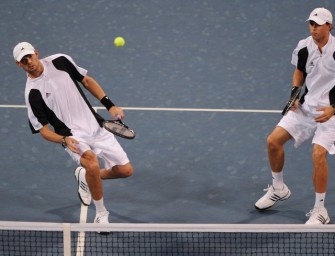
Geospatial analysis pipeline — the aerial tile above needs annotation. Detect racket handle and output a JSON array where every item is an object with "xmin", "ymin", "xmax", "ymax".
[{"xmin": 116, "ymin": 114, "xmax": 122, "ymax": 120}]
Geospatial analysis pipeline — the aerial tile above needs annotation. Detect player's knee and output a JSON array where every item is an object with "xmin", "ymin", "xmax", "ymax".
[
  {"xmin": 267, "ymin": 135, "xmax": 279, "ymax": 151},
  {"xmin": 81, "ymin": 152, "xmax": 100, "ymax": 174},
  {"xmin": 81, "ymin": 151, "xmax": 99, "ymax": 165},
  {"xmin": 312, "ymin": 146, "xmax": 327, "ymax": 163},
  {"xmin": 121, "ymin": 165, "xmax": 133, "ymax": 178},
  {"xmin": 114, "ymin": 164, "xmax": 133, "ymax": 178}
]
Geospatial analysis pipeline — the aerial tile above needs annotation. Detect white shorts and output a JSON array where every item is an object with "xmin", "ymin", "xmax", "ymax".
[
  {"xmin": 278, "ymin": 106, "xmax": 335, "ymax": 154},
  {"xmin": 65, "ymin": 128, "xmax": 129, "ymax": 169}
]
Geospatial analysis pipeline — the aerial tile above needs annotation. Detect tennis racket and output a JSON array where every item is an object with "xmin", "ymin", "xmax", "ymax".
[
  {"xmin": 281, "ymin": 87, "xmax": 301, "ymax": 116},
  {"xmin": 103, "ymin": 117, "xmax": 136, "ymax": 139}
]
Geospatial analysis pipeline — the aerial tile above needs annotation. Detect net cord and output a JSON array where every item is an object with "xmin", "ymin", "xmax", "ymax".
[{"xmin": 1, "ymin": 222, "xmax": 335, "ymax": 233}]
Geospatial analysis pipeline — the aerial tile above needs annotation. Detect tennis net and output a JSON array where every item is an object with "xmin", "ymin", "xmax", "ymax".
[{"xmin": 0, "ymin": 221, "xmax": 335, "ymax": 255}]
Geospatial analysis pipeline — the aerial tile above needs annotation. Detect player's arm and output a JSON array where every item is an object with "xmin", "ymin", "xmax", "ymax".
[
  {"xmin": 39, "ymin": 125, "xmax": 79, "ymax": 153},
  {"xmin": 81, "ymin": 75, "xmax": 124, "ymax": 119},
  {"xmin": 292, "ymin": 68, "xmax": 305, "ymax": 88},
  {"xmin": 291, "ymin": 68, "xmax": 305, "ymax": 110}
]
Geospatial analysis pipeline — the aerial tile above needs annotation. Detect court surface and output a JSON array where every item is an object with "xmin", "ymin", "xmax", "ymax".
[{"xmin": 1, "ymin": 0, "xmax": 335, "ymax": 225}]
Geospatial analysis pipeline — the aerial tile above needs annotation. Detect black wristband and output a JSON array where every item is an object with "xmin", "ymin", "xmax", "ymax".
[
  {"xmin": 331, "ymin": 104, "xmax": 335, "ymax": 115},
  {"xmin": 61, "ymin": 136, "xmax": 67, "ymax": 147},
  {"xmin": 100, "ymin": 96, "xmax": 115, "ymax": 110}
]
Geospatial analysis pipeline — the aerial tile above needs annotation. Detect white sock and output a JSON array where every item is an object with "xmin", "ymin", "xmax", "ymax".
[
  {"xmin": 314, "ymin": 192, "xmax": 326, "ymax": 209},
  {"xmin": 272, "ymin": 171, "xmax": 284, "ymax": 190},
  {"xmin": 93, "ymin": 198, "xmax": 107, "ymax": 213}
]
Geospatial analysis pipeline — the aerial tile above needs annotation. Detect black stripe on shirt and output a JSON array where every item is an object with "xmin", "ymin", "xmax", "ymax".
[
  {"xmin": 329, "ymin": 86, "xmax": 335, "ymax": 105},
  {"xmin": 297, "ymin": 47, "xmax": 308, "ymax": 79},
  {"xmin": 52, "ymin": 56, "xmax": 104, "ymax": 127},
  {"xmin": 28, "ymin": 89, "xmax": 72, "ymax": 135}
]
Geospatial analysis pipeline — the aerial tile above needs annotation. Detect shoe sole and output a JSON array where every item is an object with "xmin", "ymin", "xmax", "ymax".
[
  {"xmin": 74, "ymin": 167, "xmax": 91, "ymax": 206},
  {"xmin": 254, "ymin": 190, "xmax": 291, "ymax": 210},
  {"xmin": 97, "ymin": 231, "xmax": 110, "ymax": 235},
  {"xmin": 306, "ymin": 219, "xmax": 330, "ymax": 225}
]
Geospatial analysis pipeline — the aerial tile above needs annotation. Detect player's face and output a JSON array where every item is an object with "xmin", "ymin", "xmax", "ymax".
[
  {"xmin": 309, "ymin": 21, "xmax": 333, "ymax": 44},
  {"xmin": 16, "ymin": 52, "xmax": 43, "ymax": 78}
]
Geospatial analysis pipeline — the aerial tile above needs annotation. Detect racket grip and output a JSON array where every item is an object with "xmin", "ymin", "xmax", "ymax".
[{"xmin": 116, "ymin": 114, "xmax": 122, "ymax": 120}]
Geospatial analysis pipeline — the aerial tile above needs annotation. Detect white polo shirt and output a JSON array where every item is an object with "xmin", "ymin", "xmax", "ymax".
[
  {"xmin": 25, "ymin": 54, "xmax": 104, "ymax": 137},
  {"xmin": 291, "ymin": 34, "xmax": 335, "ymax": 113}
]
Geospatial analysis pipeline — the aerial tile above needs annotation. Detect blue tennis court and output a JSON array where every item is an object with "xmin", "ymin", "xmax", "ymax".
[{"xmin": 1, "ymin": 0, "xmax": 335, "ymax": 226}]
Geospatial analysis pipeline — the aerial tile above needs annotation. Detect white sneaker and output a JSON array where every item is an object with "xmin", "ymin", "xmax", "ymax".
[
  {"xmin": 305, "ymin": 207, "xmax": 330, "ymax": 225},
  {"xmin": 94, "ymin": 210, "xmax": 110, "ymax": 224},
  {"xmin": 255, "ymin": 184, "xmax": 291, "ymax": 210},
  {"xmin": 94, "ymin": 211, "xmax": 110, "ymax": 234},
  {"xmin": 74, "ymin": 167, "xmax": 91, "ymax": 206}
]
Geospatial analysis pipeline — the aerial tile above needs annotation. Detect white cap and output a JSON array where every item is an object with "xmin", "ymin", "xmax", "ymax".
[
  {"xmin": 306, "ymin": 8, "xmax": 333, "ymax": 25},
  {"xmin": 13, "ymin": 42, "xmax": 35, "ymax": 62}
]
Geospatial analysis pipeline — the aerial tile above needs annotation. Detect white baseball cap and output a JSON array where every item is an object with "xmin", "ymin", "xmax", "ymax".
[
  {"xmin": 13, "ymin": 42, "xmax": 35, "ymax": 62},
  {"xmin": 306, "ymin": 8, "xmax": 333, "ymax": 25}
]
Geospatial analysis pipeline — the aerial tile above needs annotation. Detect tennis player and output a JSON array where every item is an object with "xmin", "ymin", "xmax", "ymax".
[
  {"xmin": 255, "ymin": 7, "xmax": 335, "ymax": 224},
  {"xmin": 13, "ymin": 42, "xmax": 133, "ymax": 224}
]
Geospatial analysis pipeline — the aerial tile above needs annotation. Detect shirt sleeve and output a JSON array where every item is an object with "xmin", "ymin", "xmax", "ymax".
[
  {"xmin": 291, "ymin": 39, "xmax": 309, "ymax": 73},
  {"xmin": 51, "ymin": 54, "xmax": 88, "ymax": 81},
  {"xmin": 60, "ymin": 54, "xmax": 88, "ymax": 77},
  {"xmin": 291, "ymin": 45, "xmax": 299, "ymax": 67},
  {"xmin": 26, "ymin": 89, "xmax": 49, "ymax": 133}
]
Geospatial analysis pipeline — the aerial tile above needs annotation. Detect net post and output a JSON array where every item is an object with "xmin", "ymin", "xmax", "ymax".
[{"xmin": 63, "ymin": 223, "xmax": 71, "ymax": 256}]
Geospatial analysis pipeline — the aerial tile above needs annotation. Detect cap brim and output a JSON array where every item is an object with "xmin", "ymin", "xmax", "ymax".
[
  {"xmin": 306, "ymin": 17, "xmax": 327, "ymax": 25},
  {"xmin": 15, "ymin": 49, "xmax": 35, "ymax": 62}
]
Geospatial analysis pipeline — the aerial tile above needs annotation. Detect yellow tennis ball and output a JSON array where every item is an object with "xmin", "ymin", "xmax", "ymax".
[{"xmin": 114, "ymin": 37, "xmax": 125, "ymax": 47}]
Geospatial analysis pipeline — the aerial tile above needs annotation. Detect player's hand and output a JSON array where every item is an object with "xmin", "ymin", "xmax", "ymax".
[
  {"xmin": 290, "ymin": 99, "xmax": 300, "ymax": 112},
  {"xmin": 314, "ymin": 106, "xmax": 334, "ymax": 123},
  {"xmin": 109, "ymin": 106, "xmax": 124, "ymax": 119},
  {"xmin": 65, "ymin": 137, "xmax": 80, "ymax": 154}
]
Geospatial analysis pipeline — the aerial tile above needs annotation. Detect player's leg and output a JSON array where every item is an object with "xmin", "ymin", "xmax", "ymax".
[
  {"xmin": 100, "ymin": 162, "xmax": 133, "ymax": 179},
  {"xmin": 305, "ymin": 144, "xmax": 330, "ymax": 224},
  {"xmin": 267, "ymin": 126, "xmax": 292, "ymax": 173},
  {"xmin": 255, "ymin": 126, "xmax": 292, "ymax": 210},
  {"xmin": 306, "ymin": 120, "xmax": 335, "ymax": 224},
  {"xmin": 80, "ymin": 150, "xmax": 103, "ymax": 200},
  {"xmin": 80, "ymin": 150, "xmax": 109, "ymax": 224},
  {"xmin": 95, "ymin": 129, "xmax": 133, "ymax": 180},
  {"xmin": 312, "ymin": 144, "xmax": 328, "ymax": 194}
]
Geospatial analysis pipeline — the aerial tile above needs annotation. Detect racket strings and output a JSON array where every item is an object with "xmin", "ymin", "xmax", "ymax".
[{"xmin": 103, "ymin": 121, "xmax": 135, "ymax": 139}]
